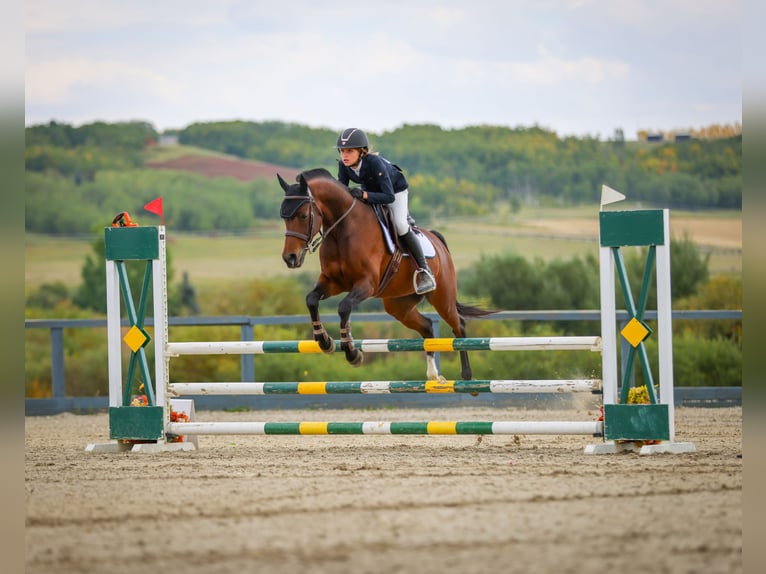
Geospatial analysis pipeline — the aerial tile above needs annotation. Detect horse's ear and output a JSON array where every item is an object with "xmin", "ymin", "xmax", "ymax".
[
  {"xmin": 277, "ymin": 173, "xmax": 290, "ymax": 192},
  {"xmin": 298, "ymin": 174, "xmax": 308, "ymax": 194}
]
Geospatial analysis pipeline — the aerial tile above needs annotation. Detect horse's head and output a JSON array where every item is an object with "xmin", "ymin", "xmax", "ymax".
[{"xmin": 278, "ymin": 173, "xmax": 322, "ymax": 268}]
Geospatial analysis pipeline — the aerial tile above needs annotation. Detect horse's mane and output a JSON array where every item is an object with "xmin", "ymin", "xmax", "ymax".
[
  {"xmin": 299, "ymin": 167, "xmax": 335, "ymax": 182},
  {"xmin": 281, "ymin": 167, "xmax": 345, "ymax": 218}
]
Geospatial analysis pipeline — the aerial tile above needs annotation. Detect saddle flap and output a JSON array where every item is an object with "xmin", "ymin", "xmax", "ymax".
[{"xmin": 372, "ymin": 204, "xmax": 435, "ymax": 258}]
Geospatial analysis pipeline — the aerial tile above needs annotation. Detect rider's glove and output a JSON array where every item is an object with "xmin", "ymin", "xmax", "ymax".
[{"xmin": 349, "ymin": 187, "xmax": 365, "ymax": 200}]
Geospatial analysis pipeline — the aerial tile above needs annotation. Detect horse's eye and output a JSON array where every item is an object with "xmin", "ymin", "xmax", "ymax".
[{"xmin": 299, "ymin": 213, "xmax": 308, "ymax": 220}]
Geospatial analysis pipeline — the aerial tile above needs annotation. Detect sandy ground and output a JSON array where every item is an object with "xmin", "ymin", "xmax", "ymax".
[{"xmin": 26, "ymin": 406, "xmax": 741, "ymax": 574}]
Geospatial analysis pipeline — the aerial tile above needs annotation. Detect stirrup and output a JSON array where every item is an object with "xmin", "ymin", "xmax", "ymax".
[{"xmin": 413, "ymin": 268, "xmax": 436, "ymax": 295}]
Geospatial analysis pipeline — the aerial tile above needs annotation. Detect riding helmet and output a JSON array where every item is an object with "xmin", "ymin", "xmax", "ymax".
[{"xmin": 336, "ymin": 128, "xmax": 369, "ymax": 150}]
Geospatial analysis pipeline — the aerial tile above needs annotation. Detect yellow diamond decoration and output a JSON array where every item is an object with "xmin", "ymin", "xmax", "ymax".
[
  {"xmin": 621, "ymin": 317, "xmax": 651, "ymax": 348},
  {"xmin": 123, "ymin": 325, "xmax": 150, "ymax": 353}
]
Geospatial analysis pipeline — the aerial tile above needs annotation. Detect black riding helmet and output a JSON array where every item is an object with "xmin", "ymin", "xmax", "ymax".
[{"xmin": 336, "ymin": 128, "xmax": 369, "ymax": 150}]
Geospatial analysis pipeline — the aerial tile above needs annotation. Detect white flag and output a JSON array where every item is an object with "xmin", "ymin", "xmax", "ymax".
[{"xmin": 600, "ymin": 184, "xmax": 626, "ymax": 208}]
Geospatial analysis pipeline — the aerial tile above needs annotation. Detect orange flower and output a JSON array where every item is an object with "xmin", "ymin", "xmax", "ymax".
[
  {"xmin": 170, "ymin": 409, "xmax": 189, "ymax": 422},
  {"xmin": 130, "ymin": 394, "xmax": 148, "ymax": 407}
]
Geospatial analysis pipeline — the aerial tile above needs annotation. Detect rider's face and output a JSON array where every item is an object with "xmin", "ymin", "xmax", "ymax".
[{"xmin": 339, "ymin": 148, "xmax": 362, "ymax": 167}]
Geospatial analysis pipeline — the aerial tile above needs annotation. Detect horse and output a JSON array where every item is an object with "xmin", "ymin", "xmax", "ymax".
[{"xmin": 278, "ymin": 168, "xmax": 494, "ymax": 381}]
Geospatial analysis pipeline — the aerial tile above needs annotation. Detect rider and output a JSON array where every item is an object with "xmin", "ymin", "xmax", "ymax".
[{"xmin": 335, "ymin": 127, "xmax": 436, "ymax": 295}]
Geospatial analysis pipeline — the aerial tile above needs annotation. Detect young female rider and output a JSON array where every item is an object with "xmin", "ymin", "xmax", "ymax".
[{"xmin": 335, "ymin": 127, "xmax": 436, "ymax": 295}]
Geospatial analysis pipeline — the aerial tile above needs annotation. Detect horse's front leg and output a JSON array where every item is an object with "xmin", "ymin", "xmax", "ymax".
[
  {"xmin": 306, "ymin": 282, "xmax": 334, "ymax": 354},
  {"xmin": 337, "ymin": 286, "xmax": 372, "ymax": 367}
]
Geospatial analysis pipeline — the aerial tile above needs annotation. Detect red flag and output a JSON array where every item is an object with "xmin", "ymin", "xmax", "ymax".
[{"xmin": 144, "ymin": 197, "xmax": 164, "ymax": 224}]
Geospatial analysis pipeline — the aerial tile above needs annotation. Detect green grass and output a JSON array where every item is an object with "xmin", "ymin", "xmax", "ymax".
[
  {"xmin": 24, "ymin": 226, "xmax": 597, "ymax": 293},
  {"xmin": 25, "ymin": 234, "xmax": 94, "ymax": 292},
  {"xmin": 25, "ymin": 209, "xmax": 741, "ymax": 295}
]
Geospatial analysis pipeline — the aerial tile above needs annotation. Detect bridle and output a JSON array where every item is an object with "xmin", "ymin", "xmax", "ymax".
[{"xmin": 282, "ymin": 192, "xmax": 358, "ymax": 255}]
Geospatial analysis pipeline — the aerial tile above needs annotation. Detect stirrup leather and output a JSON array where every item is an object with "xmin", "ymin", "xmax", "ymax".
[{"xmin": 413, "ymin": 268, "xmax": 436, "ymax": 295}]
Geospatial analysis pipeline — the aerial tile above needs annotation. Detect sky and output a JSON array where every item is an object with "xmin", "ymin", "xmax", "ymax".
[{"xmin": 25, "ymin": 0, "xmax": 742, "ymax": 140}]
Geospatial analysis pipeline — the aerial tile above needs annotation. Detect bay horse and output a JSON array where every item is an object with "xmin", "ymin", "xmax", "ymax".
[{"xmin": 278, "ymin": 168, "xmax": 494, "ymax": 381}]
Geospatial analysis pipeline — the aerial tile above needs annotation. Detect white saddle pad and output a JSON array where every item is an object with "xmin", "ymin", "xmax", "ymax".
[{"xmin": 378, "ymin": 220, "xmax": 436, "ymax": 258}]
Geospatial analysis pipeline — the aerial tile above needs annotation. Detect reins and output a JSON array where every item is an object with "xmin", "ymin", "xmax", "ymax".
[
  {"xmin": 282, "ymin": 179, "xmax": 404, "ymax": 297},
  {"xmin": 282, "ymin": 194, "xmax": 358, "ymax": 255}
]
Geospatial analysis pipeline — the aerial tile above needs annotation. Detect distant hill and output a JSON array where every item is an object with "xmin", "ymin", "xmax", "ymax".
[
  {"xmin": 25, "ymin": 120, "xmax": 742, "ymax": 213},
  {"xmin": 146, "ymin": 154, "xmax": 301, "ymax": 183}
]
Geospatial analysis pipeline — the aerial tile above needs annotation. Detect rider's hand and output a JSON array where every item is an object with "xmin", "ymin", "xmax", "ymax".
[{"xmin": 349, "ymin": 187, "xmax": 365, "ymax": 200}]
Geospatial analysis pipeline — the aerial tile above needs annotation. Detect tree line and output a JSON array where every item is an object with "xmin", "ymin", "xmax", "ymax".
[
  {"xmin": 25, "ymin": 119, "xmax": 741, "ymax": 235},
  {"xmin": 178, "ymin": 120, "xmax": 741, "ymax": 209}
]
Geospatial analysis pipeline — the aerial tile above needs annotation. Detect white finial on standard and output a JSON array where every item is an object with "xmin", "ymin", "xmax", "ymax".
[{"xmin": 600, "ymin": 184, "xmax": 626, "ymax": 209}]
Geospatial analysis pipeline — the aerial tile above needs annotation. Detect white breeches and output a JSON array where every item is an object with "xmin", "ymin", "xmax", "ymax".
[{"xmin": 390, "ymin": 189, "xmax": 410, "ymax": 236}]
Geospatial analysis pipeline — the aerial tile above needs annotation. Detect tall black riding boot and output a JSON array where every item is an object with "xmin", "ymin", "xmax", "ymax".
[{"xmin": 400, "ymin": 230, "xmax": 436, "ymax": 294}]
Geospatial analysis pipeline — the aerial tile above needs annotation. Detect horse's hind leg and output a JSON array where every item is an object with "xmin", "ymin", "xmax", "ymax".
[
  {"xmin": 306, "ymin": 282, "xmax": 334, "ymax": 353},
  {"xmin": 429, "ymin": 296, "xmax": 473, "ymax": 380},
  {"xmin": 458, "ymin": 342, "xmax": 472, "ymax": 380},
  {"xmin": 382, "ymin": 296, "xmax": 442, "ymax": 380},
  {"xmin": 444, "ymin": 313, "xmax": 473, "ymax": 380},
  {"xmin": 424, "ymin": 235, "xmax": 476, "ymax": 380}
]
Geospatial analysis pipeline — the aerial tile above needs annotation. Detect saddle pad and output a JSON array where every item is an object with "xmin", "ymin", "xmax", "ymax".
[{"xmin": 376, "ymin": 212, "xmax": 436, "ymax": 258}]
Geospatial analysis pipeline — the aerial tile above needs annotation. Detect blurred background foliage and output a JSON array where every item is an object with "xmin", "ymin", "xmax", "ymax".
[{"xmin": 24, "ymin": 120, "xmax": 741, "ymax": 397}]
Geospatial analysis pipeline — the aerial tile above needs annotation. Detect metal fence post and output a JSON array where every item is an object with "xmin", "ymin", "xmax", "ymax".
[
  {"xmin": 50, "ymin": 327, "xmax": 65, "ymax": 398},
  {"xmin": 241, "ymin": 323, "xmax": 255, "ymax": 382}
]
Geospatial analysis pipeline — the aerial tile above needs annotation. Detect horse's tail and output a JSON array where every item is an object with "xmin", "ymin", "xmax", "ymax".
[
  {"xmin": 429, "ymin": 229, "xmax": 500, "ymax": 319},
  {"xmin": 457, "ymin": 301, "xmax": 498, "ymax": 319},
  {"xmin": 429, "ymin": 229, "xmax": 450, "ymax": 251}
]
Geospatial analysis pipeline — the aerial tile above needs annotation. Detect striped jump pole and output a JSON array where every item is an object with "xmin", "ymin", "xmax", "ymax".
[
  {"xmin": 87, "ymin": 198, "xmax": 695, "ymax": 456},
  {"xmin": 166, "ymin": 336, "xmax": 601, "ymax": 356},
  {"xmin": 169, "ymin": 379, "xmax": 601, "ymax": 395},
  {"xmin": 167, "ymin": 420, "xmax": 604, "ymax": 436}
]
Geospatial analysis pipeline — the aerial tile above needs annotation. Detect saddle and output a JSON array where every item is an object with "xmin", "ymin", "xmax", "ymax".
[
  {"xmin": 370, "ymin": 204, "xmax": 435, "ymax": 296},
  {"xmin": 371, "ymin": 204, "xmax": 436, "ymax": 258}
]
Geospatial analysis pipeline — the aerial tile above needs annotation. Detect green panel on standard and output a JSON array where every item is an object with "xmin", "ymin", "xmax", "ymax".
[
  {"xmin": 603, "ymin": 404, "xmax": 670, "ymax": 441},
  {"xmin": 600, "ymin": 210, "xmax": 665, "ymax": 247},
  {"xmin": 109, "ymin": 406, "xmax": 164, "ymax": 440},
  {"xmin": 105, "ymin": 226, "xmax": 159, "ymax": 260}
]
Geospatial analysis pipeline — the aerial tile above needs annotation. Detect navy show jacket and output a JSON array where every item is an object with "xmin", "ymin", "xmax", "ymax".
[{"xmin": 337, "ymin": 154, "xmax": 408, "ymax": 205}]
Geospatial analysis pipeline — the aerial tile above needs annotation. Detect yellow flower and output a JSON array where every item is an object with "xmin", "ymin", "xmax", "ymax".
[{"xmin": 627, "ymin": 385, "xmax": 653, "ymax": 404}]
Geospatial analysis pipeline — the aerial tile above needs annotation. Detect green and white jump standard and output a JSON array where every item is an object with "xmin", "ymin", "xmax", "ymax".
[
  {"xmin": 86, "ymin": 224, "xmax": 193, "ymax": 453},
  {"xmin": 86, "ymin": 203, "xmax": 694, "ymax": 455},
  {"xmin": 592, "ymin": 207, "xmax": 694, "ymax": 454}
]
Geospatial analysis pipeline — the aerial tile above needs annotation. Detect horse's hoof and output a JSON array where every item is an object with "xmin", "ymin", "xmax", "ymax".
[
  {"xmin": 348, "ymin": 350, "xmax": 364, "ymax": 367},
  {"xmin": 320, "ymin": 337, "xmax": 335, "ymax": 354}
]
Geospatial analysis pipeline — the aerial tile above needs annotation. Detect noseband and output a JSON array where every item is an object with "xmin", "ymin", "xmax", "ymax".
[{"xmin": 282, "ymin": 193, "xmax": 358, "ymax": 255}]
